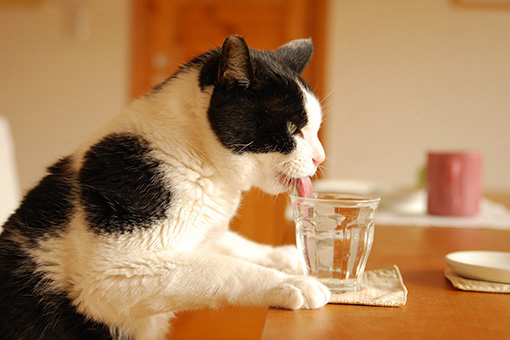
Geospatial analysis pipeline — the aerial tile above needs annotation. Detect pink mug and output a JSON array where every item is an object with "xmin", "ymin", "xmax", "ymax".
[{"xmin": 426, "ymin": 151, "xmax": 483, "ymax": 216}]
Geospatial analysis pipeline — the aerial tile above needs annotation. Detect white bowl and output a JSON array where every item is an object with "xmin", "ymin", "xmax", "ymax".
[{"xmin": 445, "ymin": 251, "xmax": 510, "ymax": 284}]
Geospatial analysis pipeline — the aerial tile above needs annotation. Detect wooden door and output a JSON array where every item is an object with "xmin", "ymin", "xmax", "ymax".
[{"xmin": 130, "ymin": 0, "xmax": 327, "ymax": 246}]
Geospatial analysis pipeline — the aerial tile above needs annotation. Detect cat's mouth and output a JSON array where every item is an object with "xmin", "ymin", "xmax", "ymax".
[{"xmin": 277, "ymin": 174, "xmax": 313, "ymax": 197}]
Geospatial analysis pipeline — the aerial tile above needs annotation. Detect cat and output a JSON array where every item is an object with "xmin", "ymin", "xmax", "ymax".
[{"xmin": 0, "ymin": 35, "xmax": 328, "ymax": 340}]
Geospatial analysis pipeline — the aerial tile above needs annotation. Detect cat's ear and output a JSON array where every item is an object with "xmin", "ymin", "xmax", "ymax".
[
  {"xmin": 218, "ymin": 36, "xmax": 253, "ymax": 88},
  {"xmin": 275, "ymin": 39, "xmax": 314, "ymax": 74}
]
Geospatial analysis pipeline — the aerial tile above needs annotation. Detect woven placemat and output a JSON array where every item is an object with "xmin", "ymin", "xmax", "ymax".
[
  {"xmin": 329, "ymin": 265, "xmax": 407, "ymax": 307},
  {"xmin": 444, "ymin": 268, "xmax": 510, "ymax": 293}
]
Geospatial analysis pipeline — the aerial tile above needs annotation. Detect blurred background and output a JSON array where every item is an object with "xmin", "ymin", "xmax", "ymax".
[{"xmin": 1, "ymin": 0, "xmax": 510, "ymax": 239}]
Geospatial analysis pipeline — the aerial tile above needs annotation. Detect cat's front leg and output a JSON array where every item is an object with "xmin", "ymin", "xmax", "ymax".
[
  {"xmin": 265, "ymin": 244, "xmax": 303, "ymax": 275},
  {"xmin": 206, "ymin": 231, "xmax": 302, "ymax": 274},
  {"xmin": 75, "ymin": 251, "xmax": 329, "ymax": 332},
  {"xmin": 160, "ymin": 252, "xmax": 330, "ymax": 310}
]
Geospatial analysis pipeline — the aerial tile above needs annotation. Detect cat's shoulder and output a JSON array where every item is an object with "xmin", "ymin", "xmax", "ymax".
[{"xmin": 77, "ymin": 132, "xmax": 173, "ymax": 234}]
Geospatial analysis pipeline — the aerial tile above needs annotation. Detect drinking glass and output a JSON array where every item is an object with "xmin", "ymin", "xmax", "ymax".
[{"xmin": 290, "ymin": 193, "xmax": 380, "ymax": 293}]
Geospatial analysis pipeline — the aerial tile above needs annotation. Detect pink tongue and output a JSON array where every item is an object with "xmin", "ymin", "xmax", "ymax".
[{"xmin": 295, "ymin": 177, "xmax": 313, "ymax": 198}]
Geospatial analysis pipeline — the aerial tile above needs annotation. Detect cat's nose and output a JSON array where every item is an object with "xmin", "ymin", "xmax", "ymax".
[
  {"xmin": 311, "ymin": 139, "xmax": 325, "ymax": 167},
  {"xmin": 313, "ymin": 155, "xmax": 325, "ymax": 167}
]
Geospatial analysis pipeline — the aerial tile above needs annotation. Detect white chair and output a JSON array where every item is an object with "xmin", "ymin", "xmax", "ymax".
[{"xmin": 0, "ymin": 116, "xmax": 21, "ymax": 228}]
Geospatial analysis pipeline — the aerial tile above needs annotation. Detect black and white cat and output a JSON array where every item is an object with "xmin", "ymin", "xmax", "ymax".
[{"xmin": 0, "ymin": 36, "xmax": 328, "ymax": 340}]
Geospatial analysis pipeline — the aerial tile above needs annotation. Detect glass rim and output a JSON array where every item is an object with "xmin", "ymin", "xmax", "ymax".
[{"xmin": 289, "ymin": 192, "xmax": 381, "ymax": 206}]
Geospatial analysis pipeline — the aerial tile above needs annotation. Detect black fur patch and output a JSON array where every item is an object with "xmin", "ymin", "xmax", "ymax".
[
  {"xmin": 78, "ymin": 133, "xmax": 172, "ymax": 234},
  {"xmin": 2, "ymin": 156, "xmax": 76, "ymax": 243}
]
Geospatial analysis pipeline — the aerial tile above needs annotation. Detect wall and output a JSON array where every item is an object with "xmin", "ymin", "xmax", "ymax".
[
  {"xmin": 1, "ymin": 0, "xmax": 509, "ymax": 196},
  {"xmin": 0, "ymin": 0, "xmax": 130, "ymax": 192},
  {"xmin": 324, "ymin": 0, "xmax": 510, "ymax": 191}
]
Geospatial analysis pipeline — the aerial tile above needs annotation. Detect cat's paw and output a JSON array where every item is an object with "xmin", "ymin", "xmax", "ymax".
[
  {"xmin": 269, "ymin": 275, "xmax": 330, "ymax": 310},
  {"xmin": 265, "ymin": 245, "xmax": 302, "ymax": 274}
]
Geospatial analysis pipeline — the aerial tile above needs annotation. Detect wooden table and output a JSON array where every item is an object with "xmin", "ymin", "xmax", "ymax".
[
  {"xmin": 261, "ymin": 225, "xmax": 510, "ymax": 340},
  {"xmin": 169, "ymin": 194, "xmax": 510, "ymax": 340}
]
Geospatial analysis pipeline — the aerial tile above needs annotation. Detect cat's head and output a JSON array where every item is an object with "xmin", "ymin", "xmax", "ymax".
[{"xmin": 199, "ymin": 36, "xmax": 325, "ymax": 195}]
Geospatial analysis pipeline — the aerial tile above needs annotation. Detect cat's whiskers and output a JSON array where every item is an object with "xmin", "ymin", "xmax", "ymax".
[
  {"xmin": 323, "ymin": 157, "xmax": 340, "ymax": 167},
  {"xmin": 271, "ymin": 166, "xmax": 292, "ymax": 189},
  {"xmin": 320, "ymin": 100, "xmax": 342, "ymax": 117},
  {"xmin": 316, "ymin": 166, "xmax": 326, "ymax": 178},
  {"xmin": 319, "ymin": 91, "xmax": 342, "ymax": 115},
  {"xmin": 320, "ymin": 87, "xmax": 336, "ymax": 106},
  {"xmin": 314, "ymin": 165, "xmax": 328, "ymax": 179},
  {"xmin": 316, "ymin": 159, "xmax": 337, "ymax": 178},
  {"xmin": 233, "ymin": 141, "xmax": 255, "ymax": 153}
]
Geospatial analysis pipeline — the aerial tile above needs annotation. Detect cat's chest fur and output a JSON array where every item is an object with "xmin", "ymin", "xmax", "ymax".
[{"xmin": 160, "ymin": 161, "xmax": 242, "ymax": 249}]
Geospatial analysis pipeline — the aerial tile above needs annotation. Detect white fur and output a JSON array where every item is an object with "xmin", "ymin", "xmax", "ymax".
[{"xmin": 32, "ymin": 68, "xmax": 329, "ymax": 340}]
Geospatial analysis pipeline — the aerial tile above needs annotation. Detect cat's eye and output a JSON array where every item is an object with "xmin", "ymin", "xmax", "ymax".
[{"xmin": 286, "ymin": 121, "xmax": 299, "ymax": 136}]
